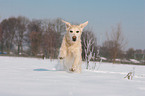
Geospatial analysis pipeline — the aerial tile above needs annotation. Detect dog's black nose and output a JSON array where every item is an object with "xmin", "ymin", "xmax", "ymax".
[{"xmin": 72, "ymin": 36, "xmax": 76, "ymax": 41}]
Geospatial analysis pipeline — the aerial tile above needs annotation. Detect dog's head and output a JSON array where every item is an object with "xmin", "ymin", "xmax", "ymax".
[{"xmin": 62, "ymin": 20, "xmax": 88, "ymax": 42}]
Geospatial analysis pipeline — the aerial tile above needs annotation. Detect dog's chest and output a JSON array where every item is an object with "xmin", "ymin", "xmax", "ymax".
[{"xmin": 66, "ymin": 44, "xmax": 81, "ymax": 56}]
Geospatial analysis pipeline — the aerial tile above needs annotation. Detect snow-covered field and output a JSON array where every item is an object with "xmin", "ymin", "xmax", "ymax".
[{"xmin": 0, "ymin": 56, "xmax": 145, "ymax": 96}]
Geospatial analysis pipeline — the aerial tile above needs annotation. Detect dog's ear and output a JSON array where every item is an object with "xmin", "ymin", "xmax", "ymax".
[
  {"xmin": 79, "ymin": 21, "xmax": 88, "ymax": 29},
  {"xmin": 62, "ymin": 20, "xmax": 71, "ymax": 28}
]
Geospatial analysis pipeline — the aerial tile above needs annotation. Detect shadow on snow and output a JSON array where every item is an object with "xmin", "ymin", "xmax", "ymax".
[{"xmin": 33, "ymin": 68, "xmax": 56, "ymax": 71}]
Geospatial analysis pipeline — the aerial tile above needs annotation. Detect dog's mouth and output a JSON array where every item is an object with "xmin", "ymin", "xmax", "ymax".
[{"xmin": 72, "ymin": 36, "xmax": 77, "ymax": 41}]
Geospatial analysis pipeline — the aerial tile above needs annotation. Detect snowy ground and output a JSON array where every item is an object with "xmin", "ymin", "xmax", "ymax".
[{"xmin": 0, "ymin": 56, "xmax": 145, "ymax": 96}]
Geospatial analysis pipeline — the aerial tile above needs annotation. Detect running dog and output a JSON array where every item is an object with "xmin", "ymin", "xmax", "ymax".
[{"xmin": 59, "ymin": 20, "xmax": 88, "ymax": 73}]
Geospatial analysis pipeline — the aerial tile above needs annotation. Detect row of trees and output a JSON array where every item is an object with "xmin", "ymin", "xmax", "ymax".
[
  {"xmin": 0, "ymin": 16, "xmax": 65, "ymax": 58},
  {"xmin": 0, "ymin": 16, "xmax": 144, "ymax": 63},
  {"xmin": 126, "ymin": 48, "xmax": 145, "ymax": 61}
]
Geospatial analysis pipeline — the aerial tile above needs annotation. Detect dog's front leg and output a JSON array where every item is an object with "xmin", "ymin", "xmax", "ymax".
[
  {"xmin": 59, "ymin": 47, "xmax": 67, "ymax": 59},
  {"xmin": 71, "ymin": 53, "xmax": 82, "ymax": 73},
  {"xmin": 59, "ymin": 37, "xmax": 67, "ymax": 59}
]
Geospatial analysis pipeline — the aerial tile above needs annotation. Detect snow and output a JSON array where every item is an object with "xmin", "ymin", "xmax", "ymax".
[
  {"xmin": 0, "ymin": 56, "xmax": 145, "ymax": 96},
  {"xmin": 100, "ymin": 57, "xmax": 107, "ymax": 60},
  {"xmin": 130, "ymin": 59, "xmax": 140, "ymax": 63},
  {"xmin": 115, "ymin": 59, "xmax": 121, "ymax": 62}
]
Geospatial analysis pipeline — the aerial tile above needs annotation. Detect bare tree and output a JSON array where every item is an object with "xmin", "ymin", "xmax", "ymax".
[
  {"xmin": 134, "ymin": 49, "xmax": 144, "ymax": 61},
  {"xmin": 43, "ymin": 26, "xmax": 57, "ymax": 58},
  {"xmin": 81, "ymin": 29, "xmax": 97, "ymax": 69},
  {"xmin": 50, "ymin": 18, "xmax": 65, "ymax": 48},
  {"xmin": 101, "ymin": 40, "xmax": 114, "ymax": 60},
  {"xmin": 0, "ymin": 17, "xmax": 18, "ymax": 54},
  {"xmin": 41, "ymin": 18, "xmax": 65, "ymax": 59},
  {"xmin": 0, "ymin": 23, "xmax": 3, "ymax": 53},
  {"xmin": 14, "ymin": 16, "xmax": 29, "ymax": 55},
  {"xmin": 0, "ymin": 20, "xmax": 6, "ymax": 54},
  {"xmin": 126, "ymin": 48, "xmax": 135, "ymax": 59},
  {"xmin": 28, "ymin": 19, "xmax": 42, "ymax": 56},
  {"xmin": 105, "ymin": 23, "xmax": 127, "ymax": 63}
]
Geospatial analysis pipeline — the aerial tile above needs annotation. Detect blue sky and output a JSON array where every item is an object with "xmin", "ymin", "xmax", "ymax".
[{"xmin": 0, "ymin": 0, "xmax": 145, "ymax": 50}]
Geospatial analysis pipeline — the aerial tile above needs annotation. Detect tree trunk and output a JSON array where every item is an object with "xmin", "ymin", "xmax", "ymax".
[
  {"xmin": 18, "ymin": 44, "xmax": 20, "ymax": 55},
  {"xmin": 0, "ymin": 40, "xmax": 4, "ymax": 54},
  {"xmin": 86, "ymin": 59, "xmax": 89, "ymax": 69}
]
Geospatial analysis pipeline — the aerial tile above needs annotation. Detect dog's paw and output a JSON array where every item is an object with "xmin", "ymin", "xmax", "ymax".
[
  {"xmin": 69, "ymin": 68, "xmax": 75, "ymax": 72},
  {"xmin": 59, "ymin": 57, "xmax": 64, "ymax": 59},
  {"xmin": 70, "ymin": 66, "xmax": 77, "ymax": 72},
  {"xmin": 70, "ymin": 66, "xmax": 81, "ymax": 73},
  {"xmin": 59, "ymin": 53, "xmax": 65, "ymax": 60}
]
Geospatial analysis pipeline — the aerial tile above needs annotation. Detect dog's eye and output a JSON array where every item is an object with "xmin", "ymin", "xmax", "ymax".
[
  {"xmin": 70, "ymin": 31, "xmax": 73, "ymax": 33},
  {"xmin": 76, "ymin": 31, "xmax": 79, "ymax": 33}
]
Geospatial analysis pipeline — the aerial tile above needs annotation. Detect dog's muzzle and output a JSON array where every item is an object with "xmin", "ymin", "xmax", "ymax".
[{"xmin": 72, "ymin": 36, "xmax": 77, "ymax": 41}]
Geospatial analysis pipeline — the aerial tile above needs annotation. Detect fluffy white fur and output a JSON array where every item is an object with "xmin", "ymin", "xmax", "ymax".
[{"xmin": 59, "ymin": 20, "xmax": 88, "ymax": 73}]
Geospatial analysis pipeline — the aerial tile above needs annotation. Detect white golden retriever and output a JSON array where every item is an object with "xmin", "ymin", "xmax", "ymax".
[{"xmin": 59, "ymin": 20, "xmax": 88, "ymax": 73}]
